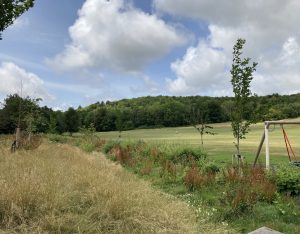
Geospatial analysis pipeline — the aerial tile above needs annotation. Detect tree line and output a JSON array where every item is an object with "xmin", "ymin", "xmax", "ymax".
[{"xmin": 0, "ymin": 93, "xmax": 300, "ymax": 135}]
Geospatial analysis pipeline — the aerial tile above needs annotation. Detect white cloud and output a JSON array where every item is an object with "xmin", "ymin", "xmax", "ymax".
[
  {"xmin": 48, "ymin": 0, "xmax": 185, "ymax": 73},
  {"xmin": 252, "ymin": 37, "xmax": 300, "ymax": 95},
  {"xmin": 0, "ymin": 62, "xmax": 53, "ymax": 101},
  {"xmin": 130, "ymin": 75, "xmax": 161, "ymax": 94},
  {"xmin": 167, "ymin": 40, "xmax": 228, "ymax": 95},
  {"xmin": 157, "ymin": 0, "xmax": 300, "ymax": 95}
]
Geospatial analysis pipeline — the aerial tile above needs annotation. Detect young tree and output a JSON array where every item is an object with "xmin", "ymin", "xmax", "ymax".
[
  {"xmin": 0, "ymin": 0, "xmax": 35, "ymax": 39},
  {"xmin": 187, "ymin": 105, "xmax": 215, "ymax": 148},
  {"xmin": 115, "ymin": 110, "xmax": 124, "ymax": 138},
  {"xmin": 230, "ymin": 38, "xmax": 258, "ymax": 156}
]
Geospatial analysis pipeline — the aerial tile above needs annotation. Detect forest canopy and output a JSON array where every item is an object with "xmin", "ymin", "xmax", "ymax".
[{"xmin": 1, "ymin": 93, "xmax": 300, "ymax": 134}]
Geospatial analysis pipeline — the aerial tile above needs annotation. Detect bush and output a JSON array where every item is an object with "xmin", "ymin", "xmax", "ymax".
[
  {"xmin": 80, "ymin": 143, "xmax": 96, "ymax": 153},
  {"xmin": 169, "ymin": 147, "xmax": 207, "ymax": 164},
  {"xmin": 48, "ymin": 134, "xmax": 67, "ymax": 144},
  {"xmin": 270, "ymin": 166, "xmax": 300, "ymax": 196},
  {"xmin": 103, "ymin": 141, "xmax": 120, "ymax": 154},
  {"xmin": 202, "ymin": 161, "xmax": 221, "ymax": 174}
]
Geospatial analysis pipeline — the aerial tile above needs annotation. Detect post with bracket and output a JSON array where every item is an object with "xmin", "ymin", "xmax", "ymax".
[{"xmin": 265, "ymin": 122, "xmax": 270, "ymax": 170}]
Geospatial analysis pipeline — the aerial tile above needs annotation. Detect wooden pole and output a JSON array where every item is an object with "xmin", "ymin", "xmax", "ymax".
[
  {"xmin": 253, "ymin": 130, "xmax": 265, "ymax": 167},
  {"xmin": 265, "ymin": 123, "xmax": 270, "ymax": 170},
  {"xmin": 265, "ymin": 121, "xmax": 300, "ymax": 125},
  {"xmin": 254, "ymin": 120, "xmax": 300, "ymax": 169},
  {"xmin": 16, "ymin": 127, "xmax": 20, "ymax": 148}
]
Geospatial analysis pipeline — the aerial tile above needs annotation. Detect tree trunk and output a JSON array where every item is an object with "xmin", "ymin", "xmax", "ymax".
[
  {"xmin": 237, "ymin": 135, "xmax": 240, "ymax": 155},
  {"xmin": 201, "ymin": 133, "xmax": 203, "ymax": 147},
  {"xmin": 16, "ymin": 127, "xmax": 21, "ymax": 148}
]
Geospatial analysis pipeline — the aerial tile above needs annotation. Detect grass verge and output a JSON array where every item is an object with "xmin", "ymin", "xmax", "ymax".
[{"xmin": 0, "ymin": 141, "xmax": 210, "ymax": 233}]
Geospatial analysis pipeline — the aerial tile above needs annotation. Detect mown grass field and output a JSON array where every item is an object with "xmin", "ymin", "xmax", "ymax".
[{"xmin": 94, "ymin": 120, "xmax": 300, "ymax": 166}]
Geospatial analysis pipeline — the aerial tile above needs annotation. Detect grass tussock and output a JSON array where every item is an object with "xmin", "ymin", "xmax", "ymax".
[{"xmin": 0, "ymin": 142, "xmax": 211, "ymax": 234}]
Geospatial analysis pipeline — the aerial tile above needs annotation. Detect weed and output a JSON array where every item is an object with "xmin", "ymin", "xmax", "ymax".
[
  {"xmin": 140, "ymin": 160, "xmax": 153, "ymax": 175},
  {"xmin": 160, "ymin": 160, "xmax": 177, "ymax": 181},
  {"xmin": 184, "ymin": 166, "xmax": 203, "ymax": 191}
]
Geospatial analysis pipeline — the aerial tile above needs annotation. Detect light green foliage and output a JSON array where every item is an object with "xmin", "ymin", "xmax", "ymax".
[
  {"xmin": 230, "ymin": 38, "xmax": 257, "ymax": 155},
  {"xmin": 269, "ymin": 166, "xmax": 300, "ymax": 196}
]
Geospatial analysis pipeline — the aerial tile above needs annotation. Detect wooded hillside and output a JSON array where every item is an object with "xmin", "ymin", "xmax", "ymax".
[{"xmin": 1, "ymin": 93, "xmax": 300, "ymax": 134}]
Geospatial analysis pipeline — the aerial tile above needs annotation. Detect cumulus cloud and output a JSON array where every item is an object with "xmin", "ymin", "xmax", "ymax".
[
  {"xmin": 157, "ymin": 0, "xmax": 300, "ymax": 95},
  {"xmin": 167, "ymin": 40, "xmax": 229, "ymax": 95},
  {"xmin": 48, "ymin": 0, "xmax": 185, "ymax": 72},
  {"xmin": 0, "ymin": 62, "xmax": 53, "ymax": 101}
]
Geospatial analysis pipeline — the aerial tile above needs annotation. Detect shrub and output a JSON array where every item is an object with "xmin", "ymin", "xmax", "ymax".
[
  {"xmin": 202, "ymin": 161, "xmax": 221, "ymax": 174},
  {"xmin": 169, "ymin": 147, "xmax": 207, "ymax": 164},
  {"xmin": 80, "ymin": 143, "xmax": 95, "ymax": 153},
  {"xmin": 48, "ymin": 134, "xmax": 67, "ymax": 144},
  {"xmin": 103, "ymin": 141, "xmax": 120, "ymax": 154},
  {"xmin": 270, "ymin": 166, "xmax": 300, "ymax": 196}
]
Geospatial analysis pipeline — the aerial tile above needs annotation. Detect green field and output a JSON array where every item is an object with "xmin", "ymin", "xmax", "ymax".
[{"xmin": 95, "ymin": 121, "xmax": 300, "ymax": 166}]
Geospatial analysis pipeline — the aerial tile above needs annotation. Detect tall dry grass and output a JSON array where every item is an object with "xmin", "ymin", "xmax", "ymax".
[{"xmin": 0, "ymin": 142, "xmax": 231, "ymax": 233}]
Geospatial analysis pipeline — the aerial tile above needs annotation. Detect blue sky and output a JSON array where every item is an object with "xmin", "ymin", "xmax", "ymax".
[{"xmin": 1, "ymin": 0, "xmax": 300, "ymax": 109}]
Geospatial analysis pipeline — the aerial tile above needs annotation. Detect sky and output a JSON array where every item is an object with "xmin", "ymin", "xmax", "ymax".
[{"xmin": 1, "ymin": 0, "xmax": 300, "ymax": 110}]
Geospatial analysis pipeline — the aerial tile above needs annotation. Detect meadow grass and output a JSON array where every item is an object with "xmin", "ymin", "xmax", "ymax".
[
  {"xmin": 0, "ymin": 139, "xmax": 233, "ymax": 234},
  {"xmin": 94, "ymin": 120, "xmax": 300, "ymax": 166},
  {"xmin": 101, "ymin": 139, "xmax": 300, "ymax": 234}
]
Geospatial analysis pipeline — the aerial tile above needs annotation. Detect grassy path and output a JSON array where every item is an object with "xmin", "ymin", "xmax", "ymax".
[{"xmin": 0, "ymin": 141, "xmax": 233, "ymax": 233}]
